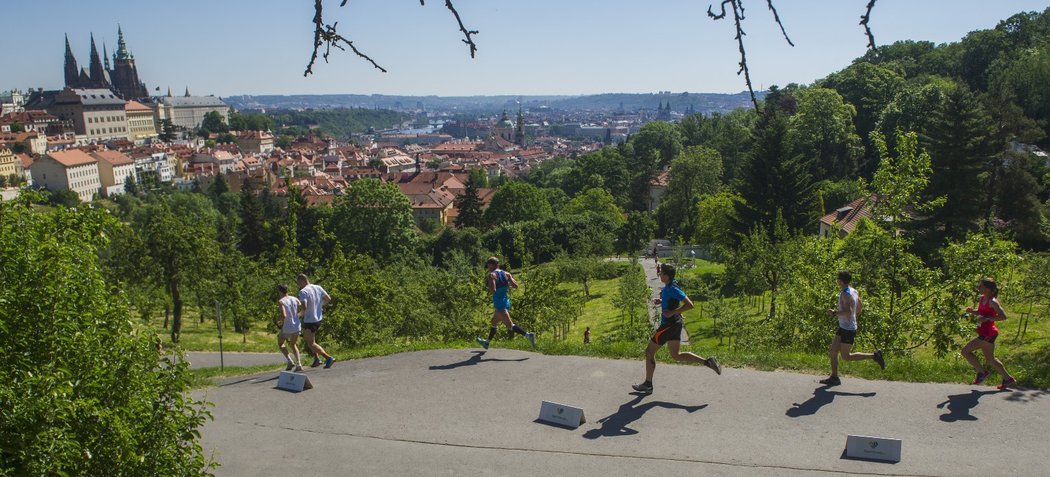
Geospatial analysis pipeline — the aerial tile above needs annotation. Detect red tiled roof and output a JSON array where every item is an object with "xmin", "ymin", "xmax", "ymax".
[
  {"xmin": 819, "ymin": 197, "xmax": 874, "ymax": 234},
  {"xmin": 90, "ymin": 149, "xmax": 134, "ymax": 166},
  {"xmin": 47, "ymin": 149, "xmax": 96, "ymax": 167}
]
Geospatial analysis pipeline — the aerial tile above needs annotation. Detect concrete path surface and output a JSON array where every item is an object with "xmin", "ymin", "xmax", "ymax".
[
  {"xmin": 179, "ymin": 352, "xmax": 290, "ymax": 370},
  {"xmin": 198, "ymin": 349, "xmax": 1049, "ymax": 476}
]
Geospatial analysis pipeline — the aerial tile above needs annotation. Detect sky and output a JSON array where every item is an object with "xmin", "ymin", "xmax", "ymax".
[{"xmin": 1, "ymin": 0, "xmax": 1047, "ymax": 97}]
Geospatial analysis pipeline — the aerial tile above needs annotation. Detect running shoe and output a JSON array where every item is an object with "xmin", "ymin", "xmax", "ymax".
[
  {"xmin": 632, "ymin": 382, "xmax": 654, "ymax": 394},
  {"xmin": 324, "ymin": 357, "xmax": 335, "ymax": 369},
  {"xmin": 285, "ymin": 362, "xmax": 295, "ymax": 371},
  {"xmin": 997, "ymin": 376, "xmax": 1016, "ymax": 390},
  {"xmin": 873, "ymin": 350, "xmax": 886, "ymax": 370},
  {"xmin": 526, "ymin": 332, "xmax": 537, "ymax": 349},
  {"xmin": 706, "ymin": 356, "xmax": 723, "ymax": 375},
  {"xmin": 294, "ymin": 365, "xmax": 303, "ymax": 372},
  {"xmin": 819, "ymin": 376, "xmax": 842, "ymax": 386},
  {"xmin": 972, "ymin": 370, "xmax": 990, "ymax": 385},
  {"xmin": 475, "ymin": 337, "xmax": 490, "ymax": 350},
  {"xmin": 310, "ymin": 357, "xmax": 322, "ymax": 368}
]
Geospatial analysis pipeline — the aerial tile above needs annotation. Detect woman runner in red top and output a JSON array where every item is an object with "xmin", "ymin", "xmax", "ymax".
[{"xmin": 962, "ymin": 277, "xmax": 1016, "ymax": 389}]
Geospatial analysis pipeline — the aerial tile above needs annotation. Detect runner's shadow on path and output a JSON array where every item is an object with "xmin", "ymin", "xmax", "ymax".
[
  {"xmin": 428, "ymin": 351, "xmax": 529, "ymax": 370},
  {"xmin": 582, "ymin": 394, "xmax": 707, "ymax": 439},
  {"xmin": 937, "ymin": 389, "xmax": 1005, "ymax": 422},
  {"xmin": 786, "ymin": 385, "xmax": 876, "ymax": 417}
]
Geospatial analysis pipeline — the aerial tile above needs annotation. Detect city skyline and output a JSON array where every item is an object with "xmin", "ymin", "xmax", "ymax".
[{"xmin": 2, "ymin": 1, "xmax": 1048, "ymax": 97}]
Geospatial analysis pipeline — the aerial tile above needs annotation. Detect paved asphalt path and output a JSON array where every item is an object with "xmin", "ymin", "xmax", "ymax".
[
  {"xmin": 180, "ymin": 352, "xmax": 291, "ymax": 370},
  {"xmin": 197, "ymin": 349, "xmax": 1049, "ymax": 476}
]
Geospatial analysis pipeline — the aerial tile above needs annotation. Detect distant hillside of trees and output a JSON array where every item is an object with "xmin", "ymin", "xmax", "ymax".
[
  {"xmin": 265, "ymin": 108, "xmax": 408, "ymax": 138},
  {"xmin": 224, "ymin": 92, "xmax": 759, "ymax": 114}
]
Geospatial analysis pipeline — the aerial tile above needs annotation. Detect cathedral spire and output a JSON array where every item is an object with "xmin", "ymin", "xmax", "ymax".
[
  {"xmin": 103, "ymin": 41, "xmax": 110, "ymax": 70},
  {"xmin": 64, "ymin": 34, "xmax": 80, "ymax": 87},
  {"xmin": 115, "ymin": 24, "xmax": 131, "ymax": 60},
  {"xmin": 184, "ymin": 86, "xmax": 191, "ymax": 97},
  {"xmin": 88, "ymin": 33, "xmax": 106, "ymax": 87}
]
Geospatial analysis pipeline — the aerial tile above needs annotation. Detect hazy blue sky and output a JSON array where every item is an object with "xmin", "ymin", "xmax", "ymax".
[{"xmin": 1, "ymin": 1, "xmax": 1046, "ymax": 97}]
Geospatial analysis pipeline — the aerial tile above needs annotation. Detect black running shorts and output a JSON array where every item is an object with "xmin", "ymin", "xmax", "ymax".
[
  {"xmin": 978, "ymin": 333, "xmax": 998, "ymax": 344},
  {"xmin": 836, "ymin": 327, "xmax": 857, "ymax": 345},
  {"xmin": 303, "ymin": 322, "xmax": 321, "ymax": 333},
  {"xmin": 652, "ymin": 320, "xmax": 683, "ymax": 345}
]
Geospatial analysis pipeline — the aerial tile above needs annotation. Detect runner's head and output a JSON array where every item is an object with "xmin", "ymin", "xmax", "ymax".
[
  {"xmin": 659, "ymin": 264, "xmax": 676, "ymax": 284},
  {"xmin": 277, "ymin": 283, "xmax": 289, "ymax": 297},
  {"xmin": 486, "ymin": 256, "xmax": 499, "ymax": 272},
  {"xmin": 837, "ymin": 270, "xmax": 852, "ymax": 288},
  {"xmin": 296, "ymin": 273, "xmax": 309, "ymax": 288},
  {"xmin": 979, "ymin": 277, "xmax": 998, "ymax": 297}
]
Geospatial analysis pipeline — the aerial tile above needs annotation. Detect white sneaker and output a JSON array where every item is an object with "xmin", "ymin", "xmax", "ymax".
[
  {"xmin": 285, "ymin": 362, "xmax": 294, "ymax": 371},
  {"xmin": 526, "ymin": 332, "xmax": 537, "ymax": 348},
  {"xmin": 294, "ymin": 365, "xmax": 303, "ymax": 372}
]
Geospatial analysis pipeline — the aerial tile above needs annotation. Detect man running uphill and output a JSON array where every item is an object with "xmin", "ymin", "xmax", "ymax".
[
  {"xmin": 476, "ymin": 257, "xmax": 536, "ymax": 350},
  {"xmin": 633, "ymin": 264, "xmax": 721, "ymax": 394}
]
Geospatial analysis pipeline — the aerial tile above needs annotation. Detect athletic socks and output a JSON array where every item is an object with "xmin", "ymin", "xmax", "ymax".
[
  {"xmin": 487, "ymin": 326, "xmax": 498, "ymax": 341},
  {"xmin": 511, "ymin": 324, "xmax": 528, "ymax": 337}
]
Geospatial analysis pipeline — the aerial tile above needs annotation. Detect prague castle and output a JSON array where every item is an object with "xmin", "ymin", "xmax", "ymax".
[{"xmin": 64, "ymin": 26, "xmax": 148, "ymax": 100}]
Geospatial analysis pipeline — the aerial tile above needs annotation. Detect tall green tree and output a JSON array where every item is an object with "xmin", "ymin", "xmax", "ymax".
[
  {"xmin": 331, "ymin": 178, "xmax": 417, "ymax": 260},
  {"xmin": 616, "ymin": 211, "xmax": 656, "ymax": 255},
  {"xmin": 915, "ymin": 85, "xmax": 997, "ymax": 248},
  {"xmin": 238, "ymin": 180, "xmax": 266, "ymax": 258},
  {"xmin": 561, "ymin": 187, "xmax": 625, "ymax": 228},
  {"xmin": 733, "ymin": 108, "xmax": 816, "ymax": 237},
  {"xmin": 819, "ymin": 61, "xmax": 906, "ymax": 172}
]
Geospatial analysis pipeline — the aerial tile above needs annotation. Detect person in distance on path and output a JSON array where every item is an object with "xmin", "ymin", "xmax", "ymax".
[
  {"xmin": 632, "ymin": 264, "xmax": 721, "ymax": 395},
  {"xmin": 297, "ymin": 273, "xmax": 335, "ymax": 369},
  {"xmin": 476, "ymin": 257, "xmax": 536, "ymax": 350},
  {"xmin": 820, "ymin": 270, "xmax": 885, "ymax": 386},
  {"xmin": 962, "ymin": 277, "xmax": 1016, "ymax": 389},
  {"xmin": 275, "ymin": 284, "xmax": 303, "ymax": 372}
]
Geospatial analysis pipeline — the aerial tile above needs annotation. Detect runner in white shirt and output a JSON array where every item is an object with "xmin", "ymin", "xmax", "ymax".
[
  {"xmin": 297, "ymin": 273, "xmax": 335, "ymax": 369},
  {"xmin": 275, "ymin": 284, "xmax": 303, "ymax": 372}
]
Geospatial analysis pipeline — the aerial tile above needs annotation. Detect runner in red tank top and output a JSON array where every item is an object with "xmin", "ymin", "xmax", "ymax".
[{"xmin": 962, "ymin": 277, "xmax": 1015, "ymax": 389}]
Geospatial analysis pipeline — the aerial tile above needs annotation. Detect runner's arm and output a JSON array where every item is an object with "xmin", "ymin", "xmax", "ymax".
[
  {"xmin": 990, "ymin": 298, "xmax": 1008, "ymax": 321},
  {"xmin": 507, "ymin": 272, "xmax": 519, "ymax": 289},
  {"xmin": 487, "ymin": 273, "xmax": 496, "ymax": 293}
]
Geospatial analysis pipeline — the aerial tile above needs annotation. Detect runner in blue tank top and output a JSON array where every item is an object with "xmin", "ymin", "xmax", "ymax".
[
  {"xmin": 632, "ymin": 264, "xmax": 721, "ymax": 395},
  {"xmin": 476, "ymin": 257, "xmax": 536, "ymax": 350}
]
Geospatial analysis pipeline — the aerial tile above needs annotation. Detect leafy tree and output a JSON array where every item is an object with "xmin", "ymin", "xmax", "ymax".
[
  {"xmin": 875, "ymin": 78, "xmax": 952, "ymax": 154},
  {"xmin": 819, "ymin": 61, "xmax": 906, "ymax": 171},
  {"xmin": 122, "ymin": 193, "xmax": 221, "ymax": 343},
  {"xmin": 200, "ymin": 110, "xmax": 228, "ymax": 134},
  {"xmin": 47, "ymin": 188, "xmax": 80, "ymax": 208},
  {"xmin": 0, "ymin": 194, "xmax": 213, "ymax": 475},
  {"xmin": 331, "ymin": 178, "xmax": 417, "ymax": 260},
  {"xmin": 788, "ymin": 87, "xmax": 864, "ymax": 180},
  {"xmin": 484, "ymin": 181, "xmax": 552, "ymax": 226},
  {"xmin": 561, "ymin": 187, "xmax": 625, "ymax": 228},
  {"xmin": 691, "ymin": 191, "xmax": 739, "ymax": 259},
  {"xmin": 655, "ymin": 145, "xmax": 723, "ymax": 238},
  {"xmin": 627, "ymin": 121, "xmax": 683, "ymax": 210},
  {"xmin": 159, "ymin": 119, "xmax": 177, "ymax": 142},
  {"xmin": 988, "ymin": 47, "xmax": 1050, "ymax": 143},
  {"xmin": 679, "ymin": 109, "xmax": 756, "ymax": 184},
  {"xmin": 207, "ymin": 174, "xmax": 229, "ymax": 200},
  {"xmin": 561, "ymin": 147, "xmax": 631, "ymax": 206},
  {"xmin": 611, "ymin": 259, "xmax": 653, "ymax": 340},
  {"xmin": 616, "ymin": 211, "xmax": 656, "ymax": 255}
]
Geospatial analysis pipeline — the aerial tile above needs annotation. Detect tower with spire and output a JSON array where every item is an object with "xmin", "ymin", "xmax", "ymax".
[
  {"xmin": 62, "ymin": 26, "xmax": 148, "ymax": 99},
  {"xmin": 514, "ymin": 105, "xmax": 526, "ymax": 147}
]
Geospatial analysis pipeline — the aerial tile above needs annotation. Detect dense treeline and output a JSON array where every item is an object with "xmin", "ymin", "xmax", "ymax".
[{"xmin": 267, "ymin": 108, "xmax": 408, "ymax": 139}]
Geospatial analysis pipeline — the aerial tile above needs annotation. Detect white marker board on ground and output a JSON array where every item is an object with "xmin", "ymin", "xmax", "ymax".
[
  {"xmin": 845, "ymin": 434, "xmax": 901, "ymax": 462},
  {"xmin": 537, "ymin": 401, "xmax": 586, "ymax": 429},
  {"xmin": 276, "ymin": 371, "xmax": 313, "ymax": 392}
]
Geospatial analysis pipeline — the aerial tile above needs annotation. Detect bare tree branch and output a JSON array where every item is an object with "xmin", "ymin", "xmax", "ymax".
[
  {"xmin": 708, "ymin": 0, "xmax": 759, "ymax": 110},
  {"xmin": 765, "ymin": 0, "xmax": 794, "ymax": 47},
  {"xmin": 305, "ymin": 0, "xmax": 386, "ymax": 76},
  {"xmin": 860, "ymin": 0, "xmax": 878, "ymax": 50},
  {"xmin": 420, "ymin": 1, "xmax": 479, "ymax": 58}
]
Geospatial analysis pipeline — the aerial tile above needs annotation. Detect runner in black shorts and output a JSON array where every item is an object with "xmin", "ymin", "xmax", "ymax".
[
  {"xmin": 632, "ymin": 264, "xmax": 721, "ymax": 394},
  {"xmin": 820, "ymin": 270, "xmax": 885, "ymax": 386}
]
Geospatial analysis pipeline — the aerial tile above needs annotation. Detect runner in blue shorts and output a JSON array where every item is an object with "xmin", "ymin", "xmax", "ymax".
[
  {"xmin": 632, "ymin": 264, "xmax": 721, "ymax": 394},
  {"xmin": 476, "ymin": 257, "xmax": 536, "ymax": 350}
]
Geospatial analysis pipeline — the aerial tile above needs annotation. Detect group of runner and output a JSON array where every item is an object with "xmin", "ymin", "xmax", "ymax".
[
  {"xmin": 275, "ymin": 258, "xmax": 1017, "ymax": 392},
  {"xmin": 274, "ymin": 273, "xmax": 336, "ymax": 372}
]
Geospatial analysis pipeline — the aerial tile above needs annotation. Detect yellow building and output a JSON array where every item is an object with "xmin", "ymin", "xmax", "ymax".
[{"xmin": 125, "ymin": 100, "xmax": 158, "ymax": 144}]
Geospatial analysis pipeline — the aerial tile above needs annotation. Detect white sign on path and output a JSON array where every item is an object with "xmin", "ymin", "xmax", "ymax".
[
  {"xmin": 845, "ymin": 434, "xmax": 902, "ymax": 462},
  {"xmin": 537, "ymin": 400, "xmax": 586, "ymax": 429},
  {"xmin": 276, "ymin": 371, "xmax": 314, "ymax": 392}
]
